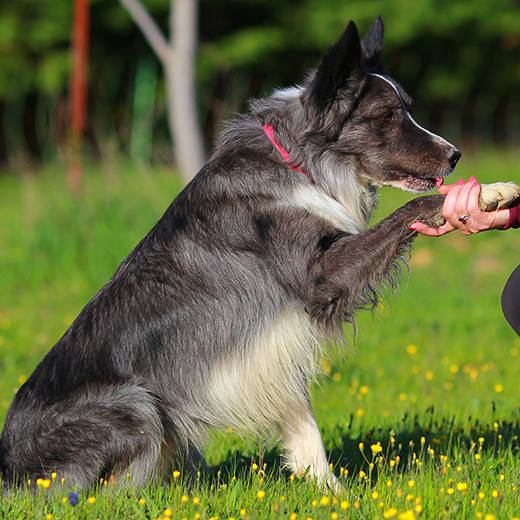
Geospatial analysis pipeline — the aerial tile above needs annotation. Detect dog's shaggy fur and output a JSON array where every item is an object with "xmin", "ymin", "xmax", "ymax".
[{"xmin": 1, "ymin": 16, "xmax": 518, "ymax": 493}]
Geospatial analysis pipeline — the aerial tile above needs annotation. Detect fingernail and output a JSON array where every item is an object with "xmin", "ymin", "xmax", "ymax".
[
  {"xmin": 473, "ymin": 180, "xmax": 479, "ymax": 188},
  {"xmin": 456, "ymin": 179, "xmax": 465, "ymax": 186},
  {"xmin": 468, "ymin": 175, "xmax": 476, "ymax": 182}
]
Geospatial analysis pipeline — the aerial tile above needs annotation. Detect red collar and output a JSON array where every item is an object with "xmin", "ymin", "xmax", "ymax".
[{"xmin": 263, "ymin": 124, "xmax": 309, "ymax": 177}]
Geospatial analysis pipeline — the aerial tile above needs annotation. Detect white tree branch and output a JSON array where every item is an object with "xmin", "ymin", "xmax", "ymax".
[{"xmin": 119, "ymin": 0, "xmax": 170, "ymax": 63}]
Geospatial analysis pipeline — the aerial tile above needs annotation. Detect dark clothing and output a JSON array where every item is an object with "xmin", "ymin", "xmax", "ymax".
[{"xmin": 502, "ymin": 264, "xmax": 520, "ymax": 337}]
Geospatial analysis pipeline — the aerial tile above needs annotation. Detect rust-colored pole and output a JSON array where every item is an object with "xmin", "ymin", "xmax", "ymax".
[{"xmin": 69, "ymin": 0, "xmax": 90, "ymax": 192}]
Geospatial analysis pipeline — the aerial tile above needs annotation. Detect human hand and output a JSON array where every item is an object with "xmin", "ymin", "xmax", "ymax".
[{"xmin": 409, "ymin": 176, "xmax": 510, "ymax": 236}]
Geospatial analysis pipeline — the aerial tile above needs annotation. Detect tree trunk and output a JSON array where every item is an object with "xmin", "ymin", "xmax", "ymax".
[
  {"xmin": 167, "ymin": 0, "xmax": 205, "ymax": 181},
  {"xmin": 119, "ymin": 0, "xmax": 205, "ymax": 183}
]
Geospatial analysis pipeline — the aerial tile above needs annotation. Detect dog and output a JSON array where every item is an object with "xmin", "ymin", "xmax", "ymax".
[{"xmin": 1, "ymin": 16, "xmax": 518, "ymax": 493}]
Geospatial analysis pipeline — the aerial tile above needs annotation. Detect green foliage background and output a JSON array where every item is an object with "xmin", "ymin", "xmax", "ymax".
[{"xmin": 1, "ymin": 0, "xmax": 520, "ymax": 166}]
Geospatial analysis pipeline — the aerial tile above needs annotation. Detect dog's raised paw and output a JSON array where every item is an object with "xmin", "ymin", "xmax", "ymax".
[{"xmin": 479, "ymin": 182, "xmax": 520, "ymax": 211}]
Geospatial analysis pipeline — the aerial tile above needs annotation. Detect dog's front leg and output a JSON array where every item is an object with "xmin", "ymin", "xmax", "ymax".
[
  {"xmin": 307, "ymin": 194, "xmax": 444, "ymax": 329},
  {"xmin": 280, "ymin": 401, "xmax": 340, "ymax": 493}
]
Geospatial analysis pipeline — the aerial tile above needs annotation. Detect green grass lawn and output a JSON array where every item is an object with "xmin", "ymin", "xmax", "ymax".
[{"xmin": 1, "ymin": 152, "xmax": 520, "ymax": 518}]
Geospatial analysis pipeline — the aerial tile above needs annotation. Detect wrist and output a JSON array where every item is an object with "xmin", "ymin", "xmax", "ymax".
[{"xmin": 503, "ymin": 205, "xmax": 520, "ymax": 230}]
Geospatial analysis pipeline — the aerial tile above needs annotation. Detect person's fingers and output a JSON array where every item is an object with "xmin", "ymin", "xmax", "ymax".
[
  {"xmin": 442, "ymin": 180, "xmax": 464, "ymax": 221},
  {"xmin": 409, "ymin": 221, "xmax": 455, "ymax": 236},
  {"xmin": 453, "ymin": 176, "xmax": 476, "ymax": 223}
]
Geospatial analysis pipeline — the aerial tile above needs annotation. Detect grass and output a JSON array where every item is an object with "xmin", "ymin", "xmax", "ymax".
[{"xmin": 1, "ymin": 151, "xmax": 520, "ymax": 518}]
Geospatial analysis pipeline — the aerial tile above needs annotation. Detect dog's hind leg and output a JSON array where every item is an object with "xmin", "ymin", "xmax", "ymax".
[
  {"xmin": 280, "ymin": 400, "xmax": 340, "ymax": 493},
  {"xmin": 0, "ymin": 383, "xmax": 165, "ymax": 492}
]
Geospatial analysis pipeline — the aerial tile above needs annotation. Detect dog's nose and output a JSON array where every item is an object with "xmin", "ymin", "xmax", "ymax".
[{"xmin": 448, "ymin": 150, "xmax": 462, "ymax": 169}]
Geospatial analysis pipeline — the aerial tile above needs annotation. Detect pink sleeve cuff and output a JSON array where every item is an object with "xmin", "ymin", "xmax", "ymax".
[{"xmin": 503, "ymin": 204, "xmax": 520, "ymax": 230}]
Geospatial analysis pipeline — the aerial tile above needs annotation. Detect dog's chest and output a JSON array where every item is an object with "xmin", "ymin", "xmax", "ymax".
[{"xmin": 203, "ymin": 307, "xmax": 322, "ymax": 430}]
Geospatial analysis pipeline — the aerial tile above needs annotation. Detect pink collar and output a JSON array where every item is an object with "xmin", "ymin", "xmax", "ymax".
[{"xmin": 263, "ymin": 124, "xmax": 309, "ymax": 177}]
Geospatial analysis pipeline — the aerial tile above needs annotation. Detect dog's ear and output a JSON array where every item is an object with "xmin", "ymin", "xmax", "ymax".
[
  {"xmin": 302, "ymin": 21, "xmax": 365, "ymax": 132},
  {"xmin": 361, "ymin": 15, "xmax": 385, "ymax": 72}
]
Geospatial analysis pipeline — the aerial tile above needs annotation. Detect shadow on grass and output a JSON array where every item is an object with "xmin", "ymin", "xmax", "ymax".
[{"xmin": 210, "ymin": 408, "xmax": 520, "ymax": 487}]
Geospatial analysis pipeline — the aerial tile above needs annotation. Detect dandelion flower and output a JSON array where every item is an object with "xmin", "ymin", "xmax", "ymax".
[
  {"xmin": 164, "ymin": 509, "xmax": 173, "ymax": 518},
  {"xmin": 457, "ymin": 483, "xmax": 468, "ymax": 493},
  {"xmin": 173, "ymin": 470, "xmax": 181, "ymax": 479},
  {"xmin": 320, "ymin": 496, "xmax": 330, "ymax": 506},
  {"xmin": 87, "ymin": 497, "xmax": 96, "ymax": 505},
  {"xmin": 383, "ymin": 508, "xmax": 398, "ymax": 519},
  {"xmin": 340, "ymin": 500, "xmax": 349, "ymax": 510},
  {"xmin": 257, "ymin": 490, "xmax": 265, "ymax": 499},
  {"xmin": 290, "ymin": 514, "xmax": 297, "ymax": 520},
  {"xmin": 371, "ymin": 443, "xmax": 383, "ymax": 454}
]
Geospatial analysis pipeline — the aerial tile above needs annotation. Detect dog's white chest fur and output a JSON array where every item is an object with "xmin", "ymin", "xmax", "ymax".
[{"xmin": 204, "ymin": 307, "xmax": 321, "ymax": 431}]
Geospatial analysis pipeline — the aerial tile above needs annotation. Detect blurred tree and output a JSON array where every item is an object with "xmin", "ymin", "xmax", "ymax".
[
  {"xmin": 120, "ymin": 0, "xmax": 205, "ymax": 182},
  {"xmin": 69, "ymin": 0, "xmax": 90, "ymax": 192},
  {"xmin": 0, "ymin": 0, "xmax": 520, "ymax": 171}
]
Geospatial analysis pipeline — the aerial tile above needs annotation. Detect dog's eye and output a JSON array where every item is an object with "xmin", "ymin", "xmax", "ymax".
[{"xmin": 380, "ymin": 112, "xmax": 394, "ymax": 123}]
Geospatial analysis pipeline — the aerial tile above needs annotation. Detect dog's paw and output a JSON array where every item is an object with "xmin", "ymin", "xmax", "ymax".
[
  {"xmin": 479, "ymin": 182, "xmax": 520, "ymax": 211},
  {"xmin": 407, "ymin": 194, "xmax": 446, "ymax": 228}
]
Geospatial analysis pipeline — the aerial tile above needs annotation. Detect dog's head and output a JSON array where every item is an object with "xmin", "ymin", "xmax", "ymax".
[{"xmin": 301, "ymin": 16, "xmax": 461, "ymax": 193}]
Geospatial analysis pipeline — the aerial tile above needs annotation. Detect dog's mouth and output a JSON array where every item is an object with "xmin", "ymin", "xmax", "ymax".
[{"xmin": 389, "ymin": 169, "xmax": 443, "ymax": 193}]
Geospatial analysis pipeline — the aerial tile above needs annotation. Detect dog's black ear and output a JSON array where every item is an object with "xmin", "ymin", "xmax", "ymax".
[
  {"xmin": 361, "ymin": 15, "xmax": 385, "ymax": 72},
  {"xmin": 303, "ymin": 21, "xmax": 364, "ymax": 119}
]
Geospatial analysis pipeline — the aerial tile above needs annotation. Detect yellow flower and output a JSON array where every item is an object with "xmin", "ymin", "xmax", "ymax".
[
  {"xmin": 173, "ymin": 470, "xmax": 181, "ymax": 479},
  {"xmin": 40, "ymin": 479, "xmax": 51, "ymax": 489},
  {"xmin": 331, "ymin": 513, "xmax": 339, "ymax": 520},
  {"xmin": 457, "ymin": 483, "xmax": 468, "ymax": 493},
  {"xmin": 447, "ymin": 488, "xmax": 454, "ymax": 495},
  {"xmin": 164, "ymin": 509, "xmax": 173, "ymax": 518},
  {"xmin": 495, "ymin": 385, "xmax": 503, "ymax": 393},
  {"xmin": 181, "ymin": 495, "xmax": 189, "ymax": 503},
  {"xmin": 408, "ymin": 480, "xmax": 415, "ymax": 488},
  {"xmin": 475, "ymin": 454, "xmax": 481, "ymax": 461},
  {"xmin": 383, "ymin": 508, "xmax": 398, "ymax": 519},
  {"xmin": 407, "ymin": 344, "xmax": 417, "ymax": 354},
  {"xmin": 340, "ymin": 500, "xmax": 349, "ymax": 510},
  {"xmin": 492, "ymin": 490, "xmax": 499, "ymax": 498},
  {"xmin": 372, "ymin": 491, "xmax": 379, "ymax": 500},
  {"xmin": 320, "ymin": 496, "xmax": 331, "ymax": 506},
  {"xmin": 359, "ymin": 442, "xmax": 364, "ymax": 451},
  {"xmin": 88, "ymin": 497, "xmax": 96, "ymax": 505},
  {"xmin": 290, "ymin": 514, "xmax": 297, "ymax": 520},
  {"xmin": 371, "ymin": 443, "xmax": 383, "ymax": 454},
  {"xmin": 193, "ymin": 496, "xmax": 200, "ymax": 505},
  {"xmin": 397, "ymin": 511, "xmax": 416, "ymax": 520},
  {"xmin": 139, "ymin": 498, "xmax": 146, "ymax": 506},
  {"xmin": 240, "ymin": 509, "xmax": 246, "ymax": 516},
  {"xmin": 257, "ymin": 490, "xmax": 265, "ymax": 499}
]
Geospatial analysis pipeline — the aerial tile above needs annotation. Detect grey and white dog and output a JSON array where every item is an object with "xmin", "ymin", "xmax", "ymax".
[{"xmin": 1, "ymin": 16, "xmax": 517, "ymax": 493}]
